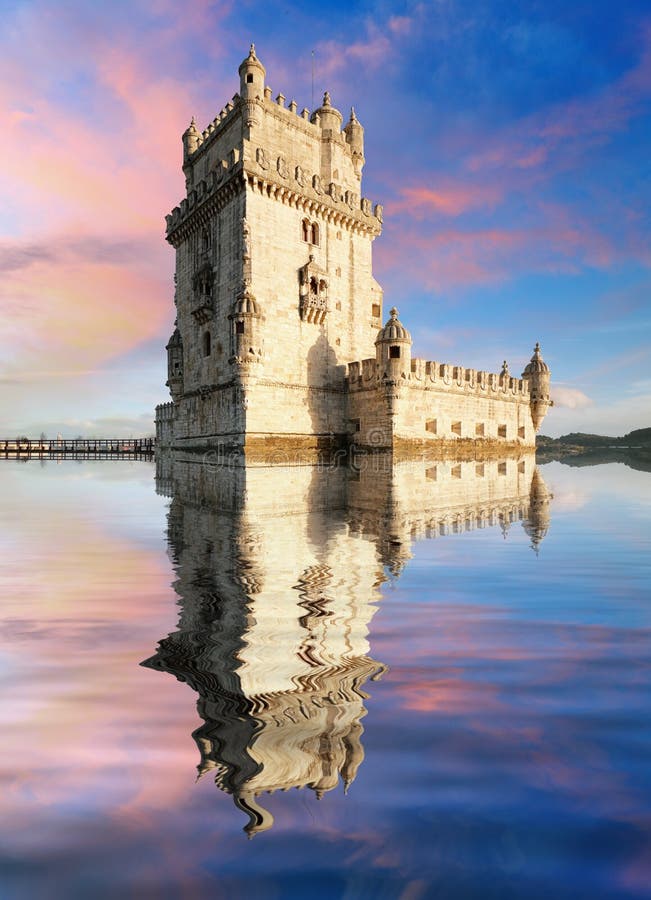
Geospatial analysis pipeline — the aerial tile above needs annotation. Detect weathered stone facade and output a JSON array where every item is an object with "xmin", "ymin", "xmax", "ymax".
[{"xmin": 155, "ymin": 46, "xmax": 552, "ymax": 459}]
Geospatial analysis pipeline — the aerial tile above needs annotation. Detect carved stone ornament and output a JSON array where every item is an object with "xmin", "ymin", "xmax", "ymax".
[
  {"xmin": 242, "ymin": 217, "xmax": 251, "ymax": 260},
  {"xmin": 256, "ymin": 147, "xmax": 269, "ymax": 169},
  {"xmin": 328, "ymin": 182, "xmax": 341, "ymax": 202},
  {"xmin": 277, "ymin": 155, "xmax": 288, "ymax": 178},
  {"xmin": 312, "ymin": 174, "xmax": 322, "ymax": 194},
  {"xmin": 295, "ymin": 165, "xmax": 305, "ymax": 187}
]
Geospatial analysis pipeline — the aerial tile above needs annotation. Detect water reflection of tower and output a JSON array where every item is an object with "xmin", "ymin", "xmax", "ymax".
[
  {"xmin": 144, "ymin": 453, "xmax": 552, "ymax": 835},
  {"xmin": 143, "ymin": 462, "xmax": 386, "ymax": 836},
  {"xmin": 346, "ymin": 453, "xmax": 552, "ymax": 564},
  {"xmin": 523, "ymin": 468, "xmax": 552, "ymax": 553}
]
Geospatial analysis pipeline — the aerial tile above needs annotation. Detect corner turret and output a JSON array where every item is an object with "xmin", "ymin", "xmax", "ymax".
[
  {"xmin": 182, "ymin": 117, "xmax": 199, "ymax": 162},
  {"xmin": 343, "ymin": 107, "xmax": 365, "ymax": 177},
  {"xmin": 375, "ymin": 307, "xmax": 412, "ymax": 380},
  {"xmin": 239, "ymin": 44, "xmax": 266, "ymax": 128},
  {"xmin": 229, "ymin": 284, "xmax": 264, "ymax": 366},
  {"xmin": 521, "ymin": 342, "xmax": 552, "ymax": 432},
  {"xmin": 165, "ymin": 325, "xmax": 184, "ymax": 402}
]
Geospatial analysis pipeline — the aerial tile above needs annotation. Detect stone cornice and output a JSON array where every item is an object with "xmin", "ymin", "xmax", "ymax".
[
  {"xmin": 244, "ymin": 165, "xmax": 382, "ymax": 236},
  {"xmin": 166, "ymin": 166, "xmax": 246, "ymax": 247},
  {"xmin": 166, "ymin": 143, "xmax": 383, "ymax": 246}
]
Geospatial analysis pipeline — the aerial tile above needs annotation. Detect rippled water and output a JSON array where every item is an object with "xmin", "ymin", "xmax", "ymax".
[{"xmin": 1, "ymin": 455, "xmax": 650, "ymax": 900}]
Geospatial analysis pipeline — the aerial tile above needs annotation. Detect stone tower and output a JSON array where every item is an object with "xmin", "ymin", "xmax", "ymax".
[
  {"xmin": 161, "ymin": 44, "xmax": 384, "ymax": 454},
  {"xmin": 156, "ymin": 45, "xmax": 552, "ymax": 456}
]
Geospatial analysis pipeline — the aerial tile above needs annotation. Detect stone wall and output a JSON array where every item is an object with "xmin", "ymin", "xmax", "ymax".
[{"xmin": 347, "ymin": 357, "xmax": 536, "ymax": 450}]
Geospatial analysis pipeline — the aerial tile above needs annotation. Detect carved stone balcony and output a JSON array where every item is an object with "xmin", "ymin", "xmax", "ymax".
[
  {"xmin": 300, "ymin": 293, "xmax": 328, "ymax": 324},
  {"xmin": 191, "ymin": 296, "xmax": 214, "ymax": 324}
]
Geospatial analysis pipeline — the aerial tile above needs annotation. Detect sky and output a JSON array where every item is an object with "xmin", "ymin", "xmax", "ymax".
[{"xmin": 1, "ymin": 0, "xmax": 650, "ymax": 438}]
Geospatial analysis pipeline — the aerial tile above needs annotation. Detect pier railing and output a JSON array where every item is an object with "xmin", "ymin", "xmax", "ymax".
[{"xmin": 1, "ymin": 438, "xmax": 155, "ymax": 459}]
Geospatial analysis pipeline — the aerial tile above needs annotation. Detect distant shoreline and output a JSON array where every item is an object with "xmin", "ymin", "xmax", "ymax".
[{"xmin": 536, "ymin": 427, "xmax": 651, "ymax": 472}]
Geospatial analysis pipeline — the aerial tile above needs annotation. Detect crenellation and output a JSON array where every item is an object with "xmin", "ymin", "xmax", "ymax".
[{"xmin": 157, "ymin": 47, "xmax": 551, "ymax": 457}]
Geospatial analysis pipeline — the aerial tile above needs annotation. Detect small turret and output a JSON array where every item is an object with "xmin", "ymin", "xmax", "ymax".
[
  {"xmin": 182, "ymin": 117, "xmax": 199, "ymax": 162},
  {"xmin": 311, "ymin": 91, "xmax": 343, "ymax": 137},
  {"xmin": 343, "ymin": 107, "xmax": 365, "ymax": 177},
  {"xmin": 375, "ymin": 307, "xmax": 412, "ymax": 380},
  {"xmin": 521, "ymin": 342, "xmax": 552, "ymax": 432},
  {"xmin": 165, "ymin": 325, "xmax": 184, "ymax": 402},
  {"xmin": 229, "ymin": 284, "xmax": 264, "ymax": 365},
  {"xmin": 239, "ymin": 44, "xmax": 266, "ymax": 128}
]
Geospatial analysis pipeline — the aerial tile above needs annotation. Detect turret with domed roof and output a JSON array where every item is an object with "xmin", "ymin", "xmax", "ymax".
[{"xmin": 521, "ymin": 342, "xmax": 552, "ymax": 432}]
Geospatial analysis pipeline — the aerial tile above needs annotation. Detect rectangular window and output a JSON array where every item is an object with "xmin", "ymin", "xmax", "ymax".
[
  {"xmin": 389, "ymin": 346, "xmax": 401, "ymax": 359},
  {"xmin": 475, "ymin": 423, "xmax": 485, "ymax": 437},
  {"xmin": 498, "ymin": 462, "xmax": 507, "ymax": 475},
  {"xmin": 518, "ymin": 461, "xmax": 526, "ymax": 473},
  {"xmin": 451, "ymin": 464, "xmax": 462, "ymax": 479},
  {"xmin": 425, "ymin": 419, "xmax": 437, "ymax": 434},
  {"xmin": 451, "ymin": 421, "xmax": 462, "ymax": 436},
  {"xmin": 426, "ymin": 466, "xmax": 437, "ymax": 481},
  {"xmin": 498, "ymin": 424, "xmax": 507, "ymax": 438},
  {"xmin": 235, "ymin": 321, "xmax": 245, "ymax": 335},
  {"xmin": 372, "ymin": 303, "xmax": 381, "ymax": 318},
  {"xmin": 349, "ymin": 418, "xmax": 361, "ymax": 433},
  {"xmin": 518, "ymin": 426, "xmax": 525, "ymax": 438},
  {"xmin": 476, "ymin": 464, "xmax": 485, "ymax": 477}
]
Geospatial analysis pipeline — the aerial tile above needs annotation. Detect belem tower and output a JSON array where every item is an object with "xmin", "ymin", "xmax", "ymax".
[{"xmin": 155, "ymin": 45, "xmax": 552, "ymax": 459}]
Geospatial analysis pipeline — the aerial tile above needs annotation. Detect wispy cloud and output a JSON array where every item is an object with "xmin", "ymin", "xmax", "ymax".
[
  {"xmin": 552, "ymin": 386, "xmax": 592, "ymax": 410},
  {"xmin": 388, "ymin": 182, "xmax": 503, "ymax": 218}
]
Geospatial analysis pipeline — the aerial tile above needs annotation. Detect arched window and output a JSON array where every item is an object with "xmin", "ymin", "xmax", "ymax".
[
  {"xmin": 311, "ymin": 222, "xmax": 320, "ymax": 246},
  {"xmin": 301, "ymin": 219, "xmax": 310, "ymax": 242},
  {"xmin": 310, "ymin": 276, "xmax": 318, "ymax": 294},
  {"xmin": 319, "ymin": 279, "xmax": 327, "ymax": 294},
  {"xmin": 203, "ymin": 331, "xmax": 211, "ymax": 357}
]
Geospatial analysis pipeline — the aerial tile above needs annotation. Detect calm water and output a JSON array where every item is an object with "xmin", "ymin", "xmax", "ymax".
[{"xmin": 0, "ymin": 454, "xmax": 650, "ymax": 900}]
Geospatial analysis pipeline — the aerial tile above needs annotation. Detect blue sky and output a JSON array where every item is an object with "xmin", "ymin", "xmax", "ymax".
[{"xmin": 1, "ymin": 0, "xmax": 650, "ymax": 436}]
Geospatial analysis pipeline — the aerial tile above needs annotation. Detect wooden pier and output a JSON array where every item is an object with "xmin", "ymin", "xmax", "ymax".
[{"xmin": 1, "ymin": 438, "xmax": 154, "ymax": 459}]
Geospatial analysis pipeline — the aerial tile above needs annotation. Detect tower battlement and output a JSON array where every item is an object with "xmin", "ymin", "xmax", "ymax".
[{"xmin": 155, "ymin": 47, "xmax": 552, "ymax": 459}]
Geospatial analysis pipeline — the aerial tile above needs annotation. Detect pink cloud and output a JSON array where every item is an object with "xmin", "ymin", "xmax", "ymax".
[
  {"xmin": 0, "ymin": 6, "xmax": 231, "ymax": 381},
  {"xmin": 376, "ymin": 194, "xmax": 621, "ymax": 290},
  {"xmin": 388, "ymin": 182, "xmax": 503, "ymax": 217},
  {"xmin": 312, "ymin": 8, "xmax": 423, "ymax": 84},
  {"xmin": 0, "ymin": 253, "xmax": 170, "ymax": 372}
]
